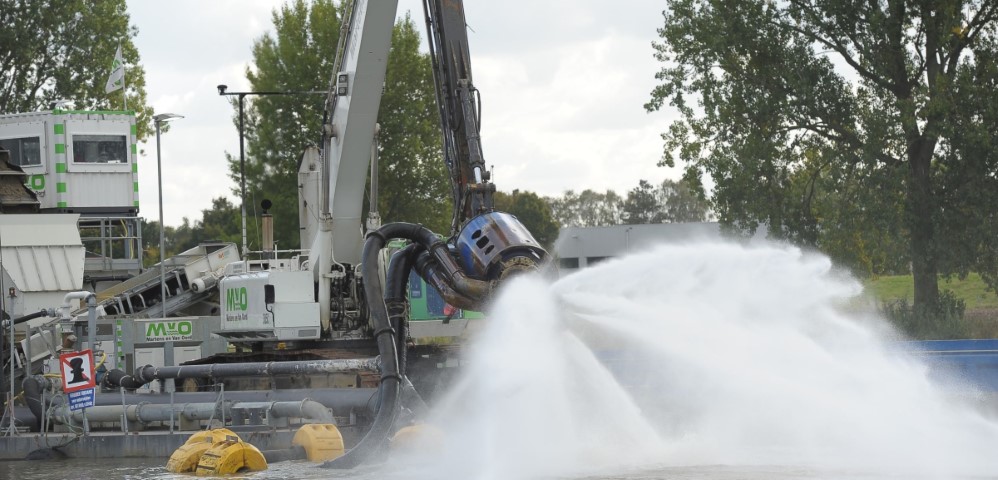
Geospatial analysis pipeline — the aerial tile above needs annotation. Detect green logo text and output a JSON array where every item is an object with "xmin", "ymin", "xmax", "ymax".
[{"xmin": 226, "ymin": 287, "xmax": 249, "ymax": 311}]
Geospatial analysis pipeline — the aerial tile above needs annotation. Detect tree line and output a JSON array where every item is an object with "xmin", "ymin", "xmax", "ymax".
[
  {"xmin": 132, "ymin": 1, "xmax": 710, "ymax": 263},
  {"xmin": 13, "ymin": 0, "xmax": 983, "ymax": 323},
  {"xmin": 546, "ymin": 178, "xmax": 711, "ymax": 228},
  {"xmin": 647, "ymin": 0, "xmax": 998, "ymax": 317}
]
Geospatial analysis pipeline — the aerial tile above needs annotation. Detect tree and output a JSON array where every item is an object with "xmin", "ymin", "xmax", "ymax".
[
  {"xmin": 0, "ymin": 0, "xmax": 153, "ymax": 139},
  {"xmin": 547, "ymin": 189, "xmax": 623, "ymax": 228},
  {"xmin": 199, "ymin": 197, "xmax": 241, "ymax": 246},
  {"xmin": 140, "ymin": 218, "xmax": 196, "ymax": 268},
  {"xmin": 622, "ymin": 180, "xmax": 663, "ymax": 224},
  {"xmin": 620, "ymin": 178, "xmax": 711, "ymax": 225},
  {"xmin": 231, "ymin": 2, "xmax": 450, "ymax": 251},
  {"xmin": 375, "ymin": 14, "xmax": 451, "ymax": 234},
  {"xmin": 494, "ymin": 190, "xmax": 561, "ymax": 249},
  {"xmin": 228, "ymin": 0, "xmax": 340, "ymax": 252},
  {"xmin": 647, "ymin": 0, "xmax": 998, "ymax": 312},
  {"xmin": 661, "ymin": 178, "xmax": 711, "ymax": 223},
  {"xmin": 140, "ymin": 196, "xmax": 243, "ymax": 267}
]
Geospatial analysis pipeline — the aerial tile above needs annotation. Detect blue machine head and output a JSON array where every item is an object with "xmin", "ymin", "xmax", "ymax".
[{"xmin": 454, "ymin": 211, "xmax": 547, "ymax": 282}]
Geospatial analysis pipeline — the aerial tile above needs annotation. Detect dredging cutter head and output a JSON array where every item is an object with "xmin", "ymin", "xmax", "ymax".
[{"xmin": 455, "ymin": 211, "xmax": 547, "ymax": 283}]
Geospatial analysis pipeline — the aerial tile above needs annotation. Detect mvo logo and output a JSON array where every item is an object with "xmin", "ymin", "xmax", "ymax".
[
  {"xmin": 146, "ymin": 321, "xmax": 193, "ymax": 337},
  {"xmin": 226, "ymin": 287, "xmax": 249, "ymax": 311}
]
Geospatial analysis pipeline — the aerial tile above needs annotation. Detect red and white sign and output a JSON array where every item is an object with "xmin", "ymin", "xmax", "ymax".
[{"xmin": 59, "ymin": 349, "xmax": 96, "ymax": 394}]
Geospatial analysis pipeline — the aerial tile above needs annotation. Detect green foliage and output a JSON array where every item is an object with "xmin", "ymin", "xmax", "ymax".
[
  {"xmin": 227, "ymin": 0, "xmax": 341, "ymax": 252},
  {"xmin": 375, "ymin": 14, "xmax": 450, "ymax": 234},
  {"xmin": 140, "ymin": 198, "xmax": 241, "ymax": 266},
  {"xmin": 229, "ymin": 3, "xmax": 449, "ymax": 250},
  {"xmin": 0, "ymin": 0, "xmax": 153, "ymax": 139},
  {"xmin": 198, "ymin": 197, "xmax": 241, "ymax": 245},
  {"xmin": 546, "ymin": 189, "xmax": 623, "ymax": 227},
  {"xmin": 880, "ymin": 290, "xmax": 967, "ymax": 340},
  {"xmin": 494, "ymin": 190, "xmax": 560, "ymax": 249},
  {"xmin": 622, "ymin": 180, "xmax": 662, "ymax": 224},
  {"xmin": 141, "ymin": 217, "xmax": 196, "ymax": 268},
  {"xmin": 647, "ymin": 0, "xmax": 998, "ymax": 311},
  {"xmin": 551, "ymin": 178, "xmax": 711, "ymax": 227}
]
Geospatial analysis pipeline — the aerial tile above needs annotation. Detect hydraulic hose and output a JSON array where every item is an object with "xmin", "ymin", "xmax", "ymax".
[
  {"xmin": 323, "ymin": 223, "xmax": 421, "ymax": 469},
  {"xmin": 5, "ymin": 309, "xmax": 52, "ymax": 327},
  {"xmin": 386, "ymin": 243, "xmax": 421, "ymax": 377},
  {"xmin": 413, "ymin": 250, "xmax": 477, "ymax": 310},
  {"xmin": 369, "ymin": 222, "xmax": 492, "ymax": 304},
  {"xmin": 424, "ymin": 238, "xmax": 492, "ymax": 303},
  {"xmin": 324, "ymin": 221, "xmax": 495, "ymax": 468}
]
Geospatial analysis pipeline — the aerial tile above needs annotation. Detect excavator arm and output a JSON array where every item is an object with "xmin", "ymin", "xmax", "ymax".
[
  {"xmin": 423, "ymin": 0, "xmax": 493, "ymax": 234},
  {"xmin": 308, "ymin": 0, "xmax": 548, "ymax": 468},
  {"xmin": 308, "ymin": 0, "xmax": 546, "ymax": 299}
]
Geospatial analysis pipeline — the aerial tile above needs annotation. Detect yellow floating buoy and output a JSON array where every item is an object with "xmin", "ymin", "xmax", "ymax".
[
  {"xmin": 166, "ymin": 441, "xmax": 214, "ymax": 473},
  {"xmin": 391, "ymin": 423, "xmax": 444, "ymax": 453},
  {"xmin": 166, "ymin": 429, "xmax": 243, "ymax": 473},
  {"xmin": 292, "ymin": 424, "xmax": 345, "ymax": 462},
  {"xmin": 194, "ymin": 436, "xmax": 268, "ymax": 475},
  {"xmin": 184, "ymin": 428, "xmax": 240, "ymax": 446}
]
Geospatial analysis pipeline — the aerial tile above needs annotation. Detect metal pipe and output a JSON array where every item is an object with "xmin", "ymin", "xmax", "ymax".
[
  {"xmin": 260, "ymin": 399, "xmax": 334, "ymax": 424},
  {"xmin": 20, "ymin": 373, "xmax": 378, "ymax": 433},
  {"xmin": 50, "ymin": 399, "xmax": 333, "ymax": 427},
  {"xmin": 91, "ymin": 389, "xmax": 378, "ymax": 413},
  {"xmin": 1, "ymin": 309, "xmax": 55, "ymax": 328},
  {"xmin": 239, "ymin": 94, "xmax": 248, "ymax": 257},
  {"xmin": 129, "ymin": 358, "xmax": 380, "ymax": 384},
  {"xmin": 59, "ymin": 291, "xmax": 96, "ymax": 351},
  {"xmin": 86, "ymin": 294, "xmax": 96, "ymax": 355},
  {"xmin": 21, "ymin": 376, "xmax": 50, "ymax": 431},
  {"xmin": 366, "ymin": 123, "xmax": 381, "ymax": 231}
]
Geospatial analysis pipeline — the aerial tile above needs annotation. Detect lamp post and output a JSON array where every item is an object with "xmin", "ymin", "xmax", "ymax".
[
  {"xmin": 216, "ymin": 85, "xmax": 325, "ymax": 258},
  {"xmin": 153, "ymin": 112, "xmax": 182, "ymax": 394}
]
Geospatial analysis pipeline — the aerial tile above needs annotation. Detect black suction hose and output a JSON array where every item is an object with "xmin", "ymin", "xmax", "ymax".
[
  {"xmin": 21, "ymin": 376, "xmax": 44, "ymax": 432},
  {"xmin": 323, "ymin": 224, "xmax": 413, "ymax": 468},
  {"xmin": 21, "ymin": 376, "xmax": 64, "ymax": 432},
  {"xmin": 386, "ymin": 243, "xmax": 422, "ymax": 378},
  {"xmin": 324, "ymin": 222, "xmax": 488, "ymax": 468}
]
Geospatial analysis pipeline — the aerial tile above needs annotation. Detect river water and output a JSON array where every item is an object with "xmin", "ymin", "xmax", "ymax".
[{"xmin": 4, "ymin": 241, "xmax": 998, "ymax": 479}]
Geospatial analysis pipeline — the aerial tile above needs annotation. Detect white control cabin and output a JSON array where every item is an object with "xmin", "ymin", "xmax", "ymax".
[{"xmin": 0, "ymin": 109, "xmax": 139, "ymax": 214}]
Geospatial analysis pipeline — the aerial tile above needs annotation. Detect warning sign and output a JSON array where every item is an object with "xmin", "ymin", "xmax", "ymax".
[
  {"xmin": 68, "ymin": 388, "xmax": 95, "ymax": 411},
  {"xmin": 60, "ymin": 349, "xmax": 96, "ymax": 394}
]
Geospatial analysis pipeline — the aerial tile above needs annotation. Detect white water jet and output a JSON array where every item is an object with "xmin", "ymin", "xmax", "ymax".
[{"xmin": 392, "ymin": 241, "xmax": 998, "ymax": 480}]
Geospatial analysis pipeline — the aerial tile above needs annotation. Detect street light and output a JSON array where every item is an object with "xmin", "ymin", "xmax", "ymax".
[
  {"xmin": 153, "ymin": 112, "xmax": 182, "ymax": 393},
  {"xmin": 216, "ymin": 85, "xmax": 325, "ymax": 257}
]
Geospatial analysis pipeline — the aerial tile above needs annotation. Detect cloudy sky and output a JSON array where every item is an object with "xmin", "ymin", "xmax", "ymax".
[{"xmin": 126, "ymin": 0, "xmax": 681, "ymax": 226}]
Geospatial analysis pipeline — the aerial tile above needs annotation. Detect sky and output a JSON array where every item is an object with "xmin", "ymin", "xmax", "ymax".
[{"xmin": 126, "ymin": 0, "xmax": 681, "ymax": 226}]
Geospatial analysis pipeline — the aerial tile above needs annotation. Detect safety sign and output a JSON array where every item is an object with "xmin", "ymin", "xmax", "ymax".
[
  {"xmin": 59, "ymin": 349, "xmax": 96, "ymax": 394},
  {"xmin": 68, "ymin": 388, "xmax": 95, "ymax": 411}
]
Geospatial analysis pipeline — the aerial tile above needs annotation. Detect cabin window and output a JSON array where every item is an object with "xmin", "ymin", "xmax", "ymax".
[
  {"xmin": 72, "ymin": 134, "xmax": 127, "ymax": 164},
  {"xmin": 0, "ymin": 136, "xmax": 42, "ymax": 166}
]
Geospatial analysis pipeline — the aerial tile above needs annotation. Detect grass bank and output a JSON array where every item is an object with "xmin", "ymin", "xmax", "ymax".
[{"xmin": 865, "ymin": 273, "xmax": 998, "ymax": 339}]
